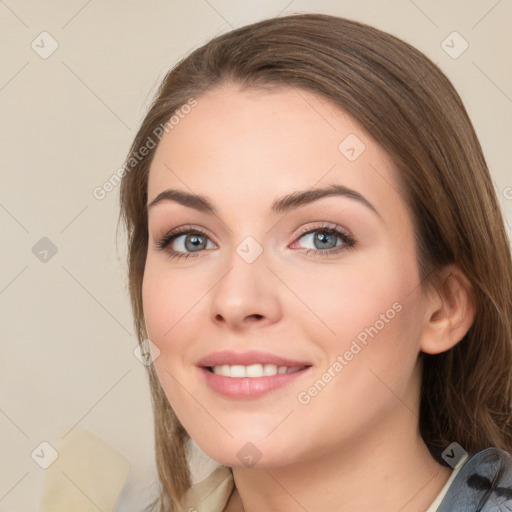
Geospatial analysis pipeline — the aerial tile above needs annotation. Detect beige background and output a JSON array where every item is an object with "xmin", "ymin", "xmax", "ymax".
[{"xmin": 1, "ymin": 1, "xmax": 511, "ymax": 510}]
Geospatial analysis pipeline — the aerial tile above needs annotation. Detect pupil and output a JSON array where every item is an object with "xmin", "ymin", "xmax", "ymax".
[
  {"xmin": 315, "ymin": 231, "xmax": 336, "ymax": 249},
  {"xmin": 185, "ymin": 234, "xmax": 206, "ymax": 251}
]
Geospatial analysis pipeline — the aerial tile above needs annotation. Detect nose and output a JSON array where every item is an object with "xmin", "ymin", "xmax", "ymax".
[{"xmin": 209, "ymin": 249, "xmax": 282, "ymax": 330}]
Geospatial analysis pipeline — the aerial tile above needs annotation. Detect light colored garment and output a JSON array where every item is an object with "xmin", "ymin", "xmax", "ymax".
[
  {"xmin": 425, "ymin": 457, "xmax": 465, "ymax": 512},
  {"xmin": 39, "ymin": 427, "xmax": 130, "ymax": 512},
  {"xmin": 181, "ymin": 465, "xmax": 234, "ymax": 511}
]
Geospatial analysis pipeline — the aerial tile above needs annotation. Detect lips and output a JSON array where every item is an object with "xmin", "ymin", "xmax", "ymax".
[{"xmin": 197, "ymin": 350, "xmax": 313, "ymax": 399}]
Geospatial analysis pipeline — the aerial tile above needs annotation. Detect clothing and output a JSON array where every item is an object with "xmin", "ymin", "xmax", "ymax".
[
  {"xmin": 39, "ymin": 427, "xmax": 131, "ymax": 512},
  {"xmin": 435, "ymin": 447, "xmax": 512, "ymax": 511},
  {"xmin": 39, "ymin": 427, "xmax": 512, "ymax": 512},
  {"xmin": 182, "ymin": 448, "xmax": 512, "ymax": 511}
]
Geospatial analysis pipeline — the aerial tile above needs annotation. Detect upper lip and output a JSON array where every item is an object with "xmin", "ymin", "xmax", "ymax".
[{"xmin": 197, "ymin": 350, "xmax": 312, "ymax": 368}]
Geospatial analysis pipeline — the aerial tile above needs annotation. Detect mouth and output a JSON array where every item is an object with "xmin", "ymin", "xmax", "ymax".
[{"xmin": 196, "ymin": 351, "xmax": 313, "ymax": 399}]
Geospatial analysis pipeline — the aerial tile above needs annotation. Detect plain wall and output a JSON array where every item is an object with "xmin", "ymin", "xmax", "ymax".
[{"xmin": 1, "ymin": 1, "xmax": 511, "ymax": 510}]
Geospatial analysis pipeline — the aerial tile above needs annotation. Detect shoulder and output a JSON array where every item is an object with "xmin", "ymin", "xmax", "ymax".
[{"xmin": 437, "ymin": 447, "xmax": 512, "ymax": 511}]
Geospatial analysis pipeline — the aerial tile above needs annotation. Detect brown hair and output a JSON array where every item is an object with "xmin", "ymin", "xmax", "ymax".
[{"xmin": 118, "ymin": 13, "xmax": 512, "ymax": 511}]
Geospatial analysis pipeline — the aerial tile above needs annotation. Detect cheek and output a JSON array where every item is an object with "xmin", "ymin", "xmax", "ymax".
[
  {"xmin": 281, "ymin": 251, "xmax": 417, "ymax": 342},
  {"xmin": 141, "ymin": 272, "xmax": 171, "ymax": 345},
  {"xmin": 286, "ymin": 247, "xmax": 424, "ymax": 405},
  {"xmin": 142, "ymin": 263, "xmax": 209, "ymax": 423},
  {"xmin": 292, "ymin": 291, "xmax": 424, "ymax": 452},
  {"xmin": 142, "ymin": 258, "xmax": 204, "ymax": 347}
]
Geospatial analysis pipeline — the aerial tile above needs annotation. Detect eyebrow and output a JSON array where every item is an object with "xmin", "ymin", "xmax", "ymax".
[{"xmin": 146, "ymin": 183, "xmax": 381, "ymax": 218}]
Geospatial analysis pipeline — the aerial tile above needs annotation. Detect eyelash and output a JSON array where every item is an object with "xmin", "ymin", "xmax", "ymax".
[
  {"xmin": 294, "ymin": 224, "xmax": 356, "ymax": 256},
  {"xmin": 155, "ymin": 225, "xmax": 211, "ymax": 261},
  {"xmin": 155, "ymin": 223, "xmax": 356, "ymax": 261}
]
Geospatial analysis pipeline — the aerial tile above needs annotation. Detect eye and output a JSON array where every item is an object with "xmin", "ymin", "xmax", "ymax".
[
  {"xmin": 155, "ymin": 223, "xmax": 356, "ymax": 261},
  {"xmin": 292, "ymin": 224, "xmax": 356, "ymax": 256},
  {"xmin": 155, "ymin": 226, "xmax": 216, "ymax": 260},
  {"xmin": 171, "ymin": 232, "xmax": 214, "ymax": 252}
]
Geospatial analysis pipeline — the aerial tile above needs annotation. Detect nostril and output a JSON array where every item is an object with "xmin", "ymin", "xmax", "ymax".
[{"xmin": 213, "ymin": 313, "xmax": 264, "ymax": 323}]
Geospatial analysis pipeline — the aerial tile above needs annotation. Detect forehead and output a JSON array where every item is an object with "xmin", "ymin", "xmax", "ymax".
[{"xmin": 147, "ymin": 84, "xmax": 403, "ymax": 217}]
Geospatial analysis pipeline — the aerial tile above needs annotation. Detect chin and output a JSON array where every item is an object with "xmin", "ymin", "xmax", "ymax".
[{"xmin": 191, "ymin": 433, "xmax": 301, "ymax": 469}]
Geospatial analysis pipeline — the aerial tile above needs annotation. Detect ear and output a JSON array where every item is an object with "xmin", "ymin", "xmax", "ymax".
[{"xmin": 420, "ymin": 265, "xmax": 476, "ymax": 355}]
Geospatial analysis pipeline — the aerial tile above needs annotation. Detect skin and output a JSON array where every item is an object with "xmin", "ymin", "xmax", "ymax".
[{"xmin": 142, "ymin": 83, "xmax": 475, "ymax": 512}]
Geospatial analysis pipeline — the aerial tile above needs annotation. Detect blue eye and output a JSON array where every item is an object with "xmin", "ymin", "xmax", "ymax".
[
  {"xmin": 297, "ymin": 229, "xmax": 341, "ymax": 250},
  {"xmin": 155, "ymin": 224, "xmax": 356, "ymax": 261},
  {"xmin": 156, "ymin": 227, "xmax": 215, "ymax": 260},
  {"xmin": 293, "ymin": 225, "xmax": 356, "ymax": 256}
]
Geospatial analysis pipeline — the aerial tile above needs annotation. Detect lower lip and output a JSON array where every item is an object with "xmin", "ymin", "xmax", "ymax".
[{"xmin": 199, "ymin": 366, "xmax": 312, "ymax": 399}]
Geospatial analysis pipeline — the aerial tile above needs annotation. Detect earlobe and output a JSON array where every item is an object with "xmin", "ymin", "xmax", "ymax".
[{"xmin": 420, "ymin": 266, "xmax": 476, "ymax": 355}]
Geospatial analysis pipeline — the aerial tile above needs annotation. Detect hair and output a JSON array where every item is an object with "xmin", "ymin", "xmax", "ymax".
[{"xmin": 118, "ymin": 12, "xmax": 512, "ymax": 511}]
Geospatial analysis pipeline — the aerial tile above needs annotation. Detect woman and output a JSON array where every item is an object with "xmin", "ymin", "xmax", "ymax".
[{"xmin": 119, "ymin": 13, "xmax": 512, "ymax": 511}]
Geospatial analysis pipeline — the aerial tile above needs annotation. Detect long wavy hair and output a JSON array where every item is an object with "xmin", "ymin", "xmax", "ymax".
[{"xmin": 118, "ymin": 13, "xmax": 512, "ymax": 511}]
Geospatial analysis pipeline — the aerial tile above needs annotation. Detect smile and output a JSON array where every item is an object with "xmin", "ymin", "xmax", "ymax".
[{"xmin": 209, "ymin": 364, "xmax": 305, "ymax": 377}]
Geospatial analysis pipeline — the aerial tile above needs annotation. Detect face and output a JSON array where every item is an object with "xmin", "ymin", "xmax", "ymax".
[{"xmin": 142, "ymin": 83, "xmax": 430, "ymax": 468}]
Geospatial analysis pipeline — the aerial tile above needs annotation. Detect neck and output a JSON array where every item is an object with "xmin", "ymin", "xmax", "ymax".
[{"xmin": 226, "ymin": 414, "xmax": 451, "ymax": 512}]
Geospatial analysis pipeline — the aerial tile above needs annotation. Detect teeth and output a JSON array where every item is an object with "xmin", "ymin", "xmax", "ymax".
[
  {"xmin": 211, "ymin": 364, "xmax": 303, "ymax": 377},
  {"xmin": 263, "ymin": 364, "xmax": 277, "ymax": 376}
]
